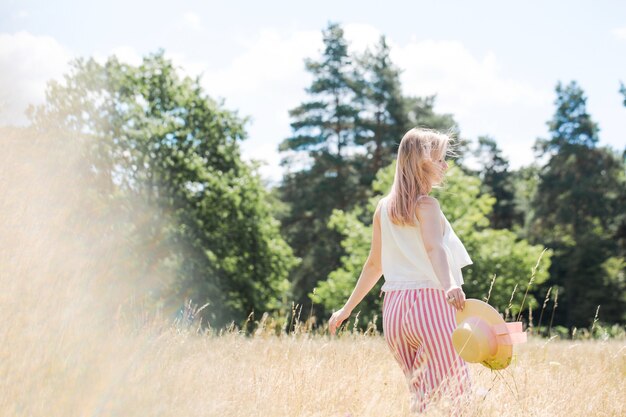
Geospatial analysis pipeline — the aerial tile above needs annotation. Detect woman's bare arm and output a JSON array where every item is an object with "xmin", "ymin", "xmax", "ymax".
[
  {"xmin": 341, "ymin": 201, "xmax": 384, "ymax": 313},
  {"xmin": 329, "ymin": 201, "xmax": 383, "ymax": 334},
  {"xmin": 415, "ymin": 196, "xmax": 458, "ymax": 292}
]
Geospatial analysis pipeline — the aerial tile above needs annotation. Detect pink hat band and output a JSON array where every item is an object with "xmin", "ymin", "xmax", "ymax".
[
  {"xmin": 492, "ymin": 322, "xmax": 527, "ymax": 345},
  {"xmin": 452, "ymin": 317, "xmax": 527, "ymax": 364}
]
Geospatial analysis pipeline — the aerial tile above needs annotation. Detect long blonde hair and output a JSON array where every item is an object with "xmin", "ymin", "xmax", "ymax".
[{"xmin": 387, "ymin": 127, "xmax": 456, "ymax": 226}]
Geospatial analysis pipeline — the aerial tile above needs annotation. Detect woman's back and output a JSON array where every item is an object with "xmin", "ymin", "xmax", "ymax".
[{"xmin": 379, "ymin": 195, "xmax": 472, "ymax": 292}]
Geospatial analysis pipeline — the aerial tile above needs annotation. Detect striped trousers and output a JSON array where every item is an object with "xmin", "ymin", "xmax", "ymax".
[{"xmin": 382, "ymin": 288, "xmax": 473, "ymax": 414}]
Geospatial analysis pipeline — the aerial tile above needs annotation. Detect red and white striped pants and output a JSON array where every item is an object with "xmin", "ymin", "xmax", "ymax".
[{"xmin": 382, "ymin": 288, "xmax": 473, "ymax": 413}]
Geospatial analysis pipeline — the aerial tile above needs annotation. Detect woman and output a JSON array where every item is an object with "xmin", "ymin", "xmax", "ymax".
[{"xmin": 328, "ymin": 127, "xmax": 473, "ymax": 414}]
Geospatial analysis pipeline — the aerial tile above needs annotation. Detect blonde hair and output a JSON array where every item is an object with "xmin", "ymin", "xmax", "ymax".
[{"xmin": 387, "ymin": 127, "xmax": 457, "ymax": 226}]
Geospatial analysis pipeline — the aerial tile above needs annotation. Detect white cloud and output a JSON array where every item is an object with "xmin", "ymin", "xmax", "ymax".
[
  {"xmin": 109, "ymin": 46, "xmax": 143, "ymax": 66},
  {"xmin": 389, "ymin": 38, "xmax": 552, "ymax": 170},
  {"xmin": 196, "ymin": 29, "xmax": 323, "ymax": 184},
  {"xmin": 343, "ymin": 23, "xmax": 383, "ymax": 53},
  {"xmin": 181, "ymin": 12, "xmax": 203, "ymax": 32},
  {"xmin": 393, "ymin": 39, "xmax": 549, "ymax": 109},
  {"xmin": 0, "ymin": 31, "xmax": 73, "ymax": 125},
  {"xmin": 91, "ymin": 45, "xmax": 144, "ymax": 67},
  {"xmin": 194, "ymin": 24, "xmax": 397, "ymax": 184},
  {"xmin": 164, "ymin": 51, "xmax": 207, "ymax": 81},
  {"xmin": 202, "ymin": 29, "xmax": 320, "ymax": 96},
  {"xmin": 0, "ymin": 35, "xmax": 145, "ymax": 126},
  {"xmin": 612, "ymin": 27, "xmax": 626, "ymax": 40}
]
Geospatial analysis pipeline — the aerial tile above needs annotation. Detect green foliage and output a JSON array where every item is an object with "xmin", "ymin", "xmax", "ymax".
[
  {"xmin": 587, "ymin": 321, "xmax": 626, "ymax": 340},
  {"xmin": 27, "ymin": 51, "xmax": 299, "ymax": 328},
  {"xmin": 465, "ymin": 229, "xmax": 550, "ymax": 316},
  {"xmin": 351, "ymin": 35, "xmax": 409, "ymax": 183},
  {"xmin": 509, "ymin": 163, "xmax": 541, "ymax": 238},
  {"xmin": 313, "ymin": 160, "xmax": 552, "ymax": 328},
  {"xmin": 529, "ymin": 80, "xmax": 626, "ymax": 329},
  {"xmin": 277, "ymin": 154, "xmax": 361, "ymax": 308},
  {"xmin": 535, "ymin": 80, "xmax": 599, "ymax": 153},
  {"xmin": 423, "ymin": 164, "xmax": 551, "ymax": 318},
  {"xmin": 312, "ymin": 205, "xmax": 377, "ymax": 323},
  {"xmin": 469, "ymin": 136, "xmax": 519, "ymax": 230},
  {"xmin": 349, "ymin": 35, "xmax": 463, "ymax": 202}
]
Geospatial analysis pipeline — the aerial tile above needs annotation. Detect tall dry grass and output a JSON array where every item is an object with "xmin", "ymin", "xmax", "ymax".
[{"xmin": 1, "ymin": 130, "xmax": 624, "ymax": 416}]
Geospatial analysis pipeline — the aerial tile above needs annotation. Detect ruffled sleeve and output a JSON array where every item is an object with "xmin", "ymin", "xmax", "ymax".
[{"xmin": 442, "ymin": 214, "xmax": 473, "ymax": 287}]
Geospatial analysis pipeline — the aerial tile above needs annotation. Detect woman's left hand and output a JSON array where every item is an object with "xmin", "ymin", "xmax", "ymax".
[{"xmin": 328, "ymin": 307, "xmax": 352, "ymax": 336}]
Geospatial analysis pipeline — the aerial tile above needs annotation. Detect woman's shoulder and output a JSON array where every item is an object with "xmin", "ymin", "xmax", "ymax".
[
  {"xmin": 416, "ymin": 195, "xmax": 440, "ymax": 209},
  {"xmin": 414, "ymin": 195, "xmax": 443, "ymax": 227},
  {"xmin": 374, "ymin": 195, "xmax": 388, "ymax": 217}
]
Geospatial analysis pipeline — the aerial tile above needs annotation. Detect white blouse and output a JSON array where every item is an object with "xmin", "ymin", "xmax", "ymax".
[{"xmin": 378, "ymin": 195, "xmax": 473, "ymax": 292}]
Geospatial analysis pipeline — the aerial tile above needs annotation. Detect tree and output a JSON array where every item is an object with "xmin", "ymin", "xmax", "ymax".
[
  {"xmin": 351, "ymin": 35, "xmax": 409, "ymax": 189},
  {"xmin": 529, "ymin": 80, "xmax": 625, "ymax": 330},
  {"xmin": 26, "ymin": 51, "xmax": 299, "ymax": 328},
  {"xmin": 277, "ymin": 22, "xmax": 364, "ymax": 307},
  {"xmin": 509, "ymin": 163, "xmax": 542, "ymax": 238},
  {"xmin": 279, "ymin": 22, "xmax": 362, "ymax": 179},
  {"xmin": 471, "ymin": 136, "xmax": 519, "ymax": 230}
]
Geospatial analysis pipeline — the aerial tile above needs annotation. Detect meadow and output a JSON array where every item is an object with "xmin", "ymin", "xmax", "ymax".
[
  {"xmin": 2, "ymin": 296, "xmax": 624, "ymax": 416},
  {"xmin": 1, "ymin": 139, "xmax": 624, "ymax": 417}
]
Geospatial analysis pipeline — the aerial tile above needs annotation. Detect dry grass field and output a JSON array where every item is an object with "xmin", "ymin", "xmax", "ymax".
[
  {"xmin": 1, "ymin": 135, "xmax": 624, "ymax": 417},
  {"xmin": 2, "ymin": 300, "xmax": 624, "ymax": 416}
]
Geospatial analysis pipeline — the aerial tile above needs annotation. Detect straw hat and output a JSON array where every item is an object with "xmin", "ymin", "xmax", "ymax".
[{"xmin": 451, "ymin": 298, "xmax": 527, "ymax": 370}]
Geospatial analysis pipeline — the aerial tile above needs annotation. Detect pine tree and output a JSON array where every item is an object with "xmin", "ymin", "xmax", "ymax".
[
  {"xmin": 351, "ymin": 35, "xmax": 408, "ymax": 187},
  {"xmin": 403, "ymin": 95, "xmax": 466, "ymax": 167},
  {"xmin": 279, "ymin": 22, "xmax": 361, "ymax": 181},
  {"xmin": 277, "ymin": 22, "xmax": 363, "ymax": 306},
  {"xmin": 472, "ymin": 136, "xmax": 518, "ymax": 230},
  {"xmin": 530, "ymin": 80, "xmax": 625, "ymax": 330}
]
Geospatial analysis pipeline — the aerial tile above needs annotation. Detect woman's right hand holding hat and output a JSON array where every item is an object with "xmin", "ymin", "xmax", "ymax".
[{"xmin": 445, "ymin": 286, "xmax": 466, "ymax": 311}]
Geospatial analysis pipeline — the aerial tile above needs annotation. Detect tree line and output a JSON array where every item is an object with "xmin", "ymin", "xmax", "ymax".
[
  {"xmin": 277, "ymin": 23, "xmax": 625, "ymax": 335},
  {"xmin": 2, "ymin": 22, "xmax": 624, "ymax": 335}
]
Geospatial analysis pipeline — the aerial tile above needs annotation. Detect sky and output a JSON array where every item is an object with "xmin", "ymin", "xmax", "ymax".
[{"xmin": 1, "ymin": 0, "xmax": 625, "ymax": 185}]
